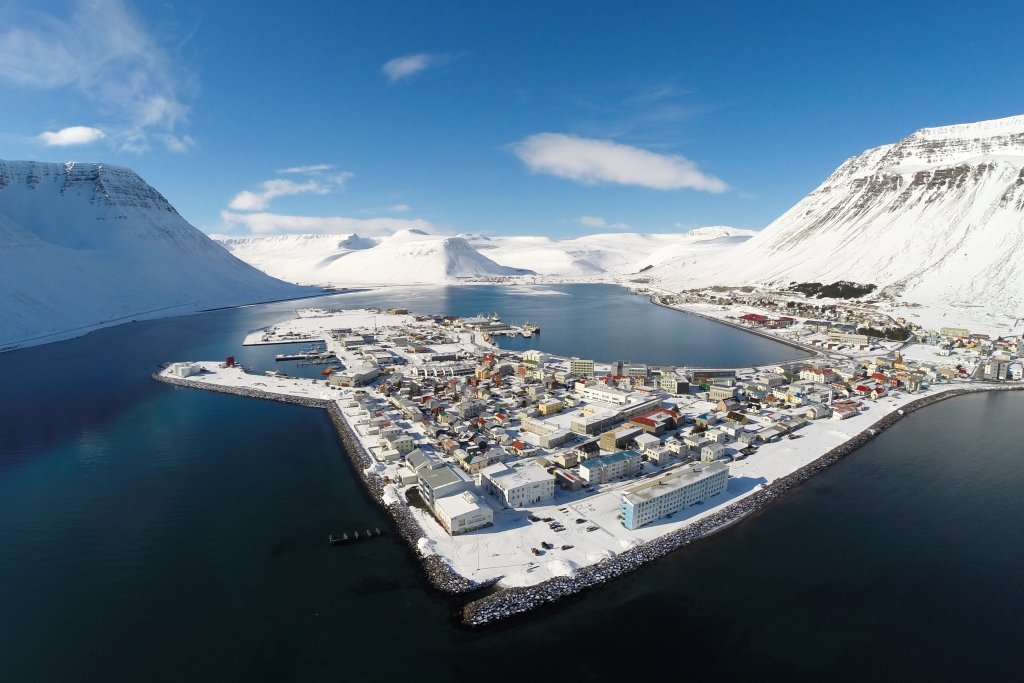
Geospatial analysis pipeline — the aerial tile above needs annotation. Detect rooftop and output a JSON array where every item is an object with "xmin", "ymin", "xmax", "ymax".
[{"xmin": 622, "ymin": 462, "xmax": 729, "ymax": 504}]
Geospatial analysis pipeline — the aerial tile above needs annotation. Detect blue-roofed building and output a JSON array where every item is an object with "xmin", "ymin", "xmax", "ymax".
[{"xmin": 579, "ymin": 450, "xmax": 641, "ymax": 484}]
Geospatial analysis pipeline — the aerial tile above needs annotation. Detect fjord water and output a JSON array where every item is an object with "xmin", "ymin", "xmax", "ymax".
[{"xmin": 2, "ymin": 284, "xmax": 1023, "ymax": 681}]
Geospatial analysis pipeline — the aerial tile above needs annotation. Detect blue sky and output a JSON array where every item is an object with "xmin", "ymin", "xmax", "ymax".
[{"xmin": 1, "ymin": 0, "xmax": 1023, "ymax": 238}]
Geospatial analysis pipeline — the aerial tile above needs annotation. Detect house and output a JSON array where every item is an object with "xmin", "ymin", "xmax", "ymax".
[
  {"xmin": 701, "ymin": 442, "xmax": 726, "ymax": 462},
  {"xmin": 716, "ymin": 397, "xmax": 742, "ymax": 413},
  {"xmin": 579, "ymin": 450, "xmax": 642, "ymax": 484},
  {"xmin": 644, "ymin": 448, "xmax": 671, "ymax": 466},
  {"xmin": 634, "ymin": 433, "xmax": 661, "ymax": 453},
  {"xmin": 805, "ymin": 403, "xmax": 832, "ymax": 420}
]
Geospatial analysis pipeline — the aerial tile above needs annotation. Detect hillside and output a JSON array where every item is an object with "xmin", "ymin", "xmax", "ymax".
[
  {"xmin": 650, "ymin": 114, "xmax": 1024, "ymax": 319},
  {"xmin": 0, "ymin": 160, "xmax": 308, "ymax": 350}
]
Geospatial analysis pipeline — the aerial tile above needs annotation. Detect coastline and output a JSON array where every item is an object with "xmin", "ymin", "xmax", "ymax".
[
  {"xmin": 647, "ymin": 293, "xmax": 826, "ymax": 363},
  {"xmin": 153, "ymin": 368, "xmax": 1024, "ymax": 626}
]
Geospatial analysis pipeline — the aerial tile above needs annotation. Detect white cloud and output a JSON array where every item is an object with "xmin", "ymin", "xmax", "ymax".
[
  {"xmin": 388, "ymin": 203, "xmax": 411, "ymax": 212},
  {"xmin": 220, "ymin": 211, "xmax": 435, "ymax": 237},
  {"xmin": 511, "ymin": 133, "xmax": 727, "ymax": 192},
  {"xmin": 37, "ymin": 126, "xmax": 106, "ymax": 146},
  {"xmin": 382, "ymin": 53, "xmax": 450, "ymax": 83},
  {"xmin": 0, "ymin": 0, "xmax": 197, "ymax": 152},
  {"xmin": 277, "ymin": 164, "xmax": 334, "ymax": 174},
  {"xmin": 228, "ymin": 172, "xmax": 354, "ymax": 211},
  {"xmin": 577, "ymin": 215, "xmax": 630, "ymax": 230}
]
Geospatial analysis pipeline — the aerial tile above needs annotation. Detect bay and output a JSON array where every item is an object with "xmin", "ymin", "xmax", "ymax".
[{"xmin": 1, "ymin": 284, "xmax": 1021, "ymax": 681}]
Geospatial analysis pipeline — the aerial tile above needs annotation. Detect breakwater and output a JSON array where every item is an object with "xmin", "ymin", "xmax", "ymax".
[
  {"xmin": 153, "ymin": 371, "xmax": 485, "ymax": 595},
  {"xmin": 460, "ymin": 384, "xmax": 1024, "ymax": 625}
]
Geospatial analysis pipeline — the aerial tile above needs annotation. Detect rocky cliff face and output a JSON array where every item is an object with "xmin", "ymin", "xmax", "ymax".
[
  {"xmin": 656, "ymin": 114, "xmax": 1024, "ymax": 316},
  {"xmin": 0, "ymin": 160, "xmax": 306, "ymax": 349}
]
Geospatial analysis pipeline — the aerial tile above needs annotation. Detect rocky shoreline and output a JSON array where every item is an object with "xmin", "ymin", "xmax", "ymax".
[{"xmin": 154, "ymin": 371, "xmax": 1022, "ymax": 627}]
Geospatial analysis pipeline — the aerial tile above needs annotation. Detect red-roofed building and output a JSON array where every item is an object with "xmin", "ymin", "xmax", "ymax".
[
  {"xmin": 629, "ymin": 408, "xmax": 681, "ymax": 435},
  {"xmin": 738, "ymin": 313, "xmax": 769, "ymax": 326}
]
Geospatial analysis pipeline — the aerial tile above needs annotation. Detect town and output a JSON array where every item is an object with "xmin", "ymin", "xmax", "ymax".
[{"xmin": 158, "ymin": 300, "xmax": 1023, "ymax": 589}]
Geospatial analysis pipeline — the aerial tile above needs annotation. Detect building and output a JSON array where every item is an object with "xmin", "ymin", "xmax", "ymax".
[
  {"xmin": 168, "ymin": 362, "xmax": 201, "ymax": 378},
  {"xmin": 328, "ymin": 365, "xmax": 380, "ymax": 387},
  {"xmin": 619, "ymin": 462, "xmax": 729, "ymax": 529},
  {"xmin": 481, "ymin": 463, "xmax": 555, "ymax": 508},
  {"xmin": 629, "ymin": 408, "xmax": 679, "ymax": 435},
  {"xmin": 538, "ymin": 398, "xmax": 564, "ymax": 415},
  {"xmin": 433, "ymin": 491, "xmax": 494, "ymax": 535},
  {"xmin": 569, "ymin": 358, "xmax": 596, "ymax": 377},
  {"xmin": 660, "ymin": 373, "xmax": 689, "ymax": 395},
  {"xmin": 599, "ymin": 425, "xmax": 643, "ymax": 451},
  {"xmin": 520, "ymin": 415, "xmax": 556, "ymax": 436},
  {"xmin": 581, "ymin": 384, "xmax": 631, "ymax": 405},
  {"xmin": 701, "ymin": 442, "xmax": 726, "ymax": 462},
  {"xmin": 634, "ymin": 432, "xmax": 661, "ymax": 453},
  {"xmin": 381, "ymin": 431, "xmax": 415, "ymax": 455},
  {"xmin": 417, "ymin": 464, "xmax": 472, "ymax": 510},
  {"xmin": 522, "ymin": 350, "xmax": 547, "ymax": 366},
  {"xmin": 690, "ymin": 369, "xmax": 736, "ymax": 386},
  {"xmin": 579, "ymin": 450, "xmax": 642, "ymax": 484},
  {"xmin": 569, "ymin": 410, "xmax": 620, "ymax": 435},
  {"xmin": 708, "ymin": 385, "xmax": 738, "ymax": 401},
  {"xmin": 539, "ymin": 429, "xmax": 573, "ymax": 449}
]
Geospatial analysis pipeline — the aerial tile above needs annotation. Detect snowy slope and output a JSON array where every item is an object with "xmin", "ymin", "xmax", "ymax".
[
  {"xmin": 628, "ymin": 227, "xmax": 756, "ymax": 271},
  {"xmin": 466, "ymin": 230, "xmax": 750, "ymax": 276},
  {"xmin": 217, "ymin": 233, "xmax": 375, "ymax": 285},
  {"xmin": 219, "ymin": 230, "xmax": 529, "ymax": 285},
  {"xmin": 220, "ymin": 227, "xmax": 754, "ymax": 284},
  {"xmin": 320, "ymin": 233, "xmax": 530, "ymax": 284},
  {"xmin": 651, "ymin": 114, "xmax": 1024, "ymax": 316},
  {"xmin": 0, "ymin": 160, "xmax": 308, "ymax": 349}
]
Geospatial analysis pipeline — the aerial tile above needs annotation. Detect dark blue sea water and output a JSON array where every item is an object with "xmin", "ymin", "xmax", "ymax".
[{"xmin": 1, "ymin": 284, "xmax": 1022, "ymax": 682}]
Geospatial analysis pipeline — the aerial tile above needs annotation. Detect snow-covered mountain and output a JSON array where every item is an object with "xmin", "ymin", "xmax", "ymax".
[
  {"xmin": 651, "ymin": 114, "xmax": 1024, "ymax": 316},
  {"xmin": 219, "ymin": 230, "xmax": 530, "ymax": 285},
  {"xmin": 0, "ymin": 160, "xmax": 308, "ymax": 350},
  {"xmin": 219, "ymin": 227, "xmax": 753, "ymax": 285},
  {"xmin": 217, "ymin": 233, "xmax": 376, "ymax": 284}
]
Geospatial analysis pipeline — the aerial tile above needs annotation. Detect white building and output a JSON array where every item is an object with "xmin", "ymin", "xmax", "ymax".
[
  {"xmin": 620, "ymin": 462, "xmax": 729, "ymax": 529},
  {"xmin": 701, "ymin": 442, "xmax": 726, "ymax": 462},
  {"xmin": 481, "ymin": 463, "xmax": 555, "ymax": 508},
  {"xmin": 522, "ymin": 350, "xmax": 547, "ymax": 366},
  {"xmin": 581, "ymin": 384, "xmax": 631, "ymax": 406},
  {"xmin": 169, "ymin": 362, "xmax": 201, "ymax": 378},
  {"xmin": 433, "ymin": 491, "xmax": 494, "ymax": 535}
]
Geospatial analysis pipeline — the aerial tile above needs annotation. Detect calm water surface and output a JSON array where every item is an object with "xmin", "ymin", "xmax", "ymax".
[{"xmin": 1, "ymin": 284, "xmax": 1022, "ymax": 681}]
